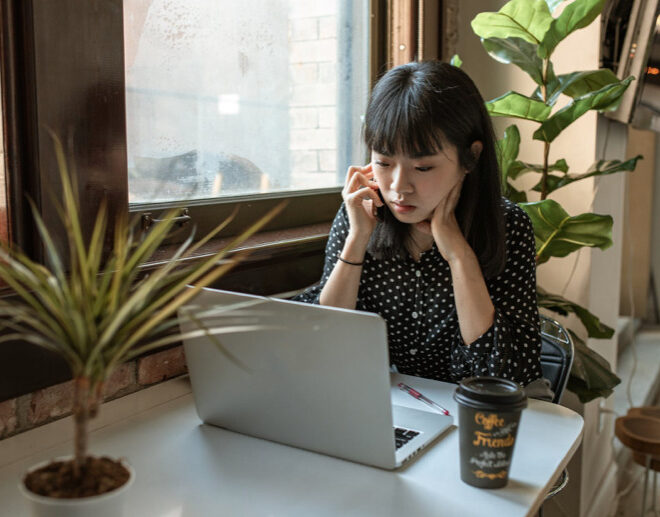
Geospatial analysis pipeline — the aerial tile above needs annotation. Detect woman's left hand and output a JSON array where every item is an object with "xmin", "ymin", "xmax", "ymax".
[{"xmin": 415, "ymin": 175, "xmax": 469, "ymax": 263}]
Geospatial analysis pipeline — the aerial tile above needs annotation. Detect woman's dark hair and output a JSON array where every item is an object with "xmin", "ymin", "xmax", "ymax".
[{"xmin": 364, "ymin": 61, "xmax": 506, "ymax": 278}]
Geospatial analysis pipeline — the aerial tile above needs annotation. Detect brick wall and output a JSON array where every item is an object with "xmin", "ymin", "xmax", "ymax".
[
  {"xmin": 0, "ymin": 346, "xmax": 187, "ymax": 440},
  {"xmin": 288, "ymin": 6, "xmax": 339, "ymax": 190},
  {"xmin": 0, "ymin": 1, "xmax": 344, "ymax": 442}
]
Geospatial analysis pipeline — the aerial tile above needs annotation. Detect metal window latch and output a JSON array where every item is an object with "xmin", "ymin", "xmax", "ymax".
[{"xmin": 141, "ymin": 208, "xmax": 191, "ymax": 232}]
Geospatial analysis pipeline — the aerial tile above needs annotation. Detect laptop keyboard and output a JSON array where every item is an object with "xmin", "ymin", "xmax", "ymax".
[{"xmin": 394, "ymin": 427, "xmax": 420, "ymax": 449}]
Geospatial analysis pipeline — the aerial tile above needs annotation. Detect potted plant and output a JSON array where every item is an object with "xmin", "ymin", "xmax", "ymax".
[
  {"xmin": 0, "ymin": 133, "xmax": 284, "ymax": 516},
  {"xmin": 469, "ymin": 0, "xmax": 641, "ymax": 402}
]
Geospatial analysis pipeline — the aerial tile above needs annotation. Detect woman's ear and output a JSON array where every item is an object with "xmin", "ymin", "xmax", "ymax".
[
  {"xmin": 463, "ymin": 141, "xmax": 483, "ymax": 174},
  {"xmin": 470, "ymin": 140, "xmax": 483, "ymax": 160}
]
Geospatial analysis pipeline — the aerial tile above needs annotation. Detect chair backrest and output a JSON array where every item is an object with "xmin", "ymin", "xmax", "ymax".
[{"xmin": 539, "ymin": 315, "xmax": 574, "ymax": 404}]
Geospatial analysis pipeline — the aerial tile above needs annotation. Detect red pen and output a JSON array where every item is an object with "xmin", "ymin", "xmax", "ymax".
[{"xmin": 398, "ymin": 382, "xmax": 450, "ymax": 416}]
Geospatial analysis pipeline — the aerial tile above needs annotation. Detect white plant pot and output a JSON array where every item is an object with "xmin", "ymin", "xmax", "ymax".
[{"xmin": 19, "ymin": 457, "xmax": 134, "ymax": 517}]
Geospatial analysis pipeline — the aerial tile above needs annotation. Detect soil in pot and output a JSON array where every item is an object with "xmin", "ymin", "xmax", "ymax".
[{"xmin": 23, "ymin": 456, "xmax": 130, "ymax": 498}]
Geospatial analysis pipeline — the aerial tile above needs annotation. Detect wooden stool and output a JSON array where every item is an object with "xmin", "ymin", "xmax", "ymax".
[{"xmin": 615, "ymin": 408, "xmax": 660, "ymax": 517}]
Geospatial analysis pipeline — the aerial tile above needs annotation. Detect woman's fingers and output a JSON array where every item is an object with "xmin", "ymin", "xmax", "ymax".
[
  {"xmin": 343, "ymin": 164, "xmax": 381, "ymax": 207},
  {"xmin": 344, "ymin": 163, "xmax": 373, "ymax": 188},
  {"xmin": 346, "ymin": 180, "xmax": 383, "ymax": 206}
]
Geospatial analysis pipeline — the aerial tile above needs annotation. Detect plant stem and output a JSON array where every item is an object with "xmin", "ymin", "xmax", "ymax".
[
  {"xmin": 72, "ymin": 377, "xmax": 91, "ymax": 479},
  {"xmin": 541, "ymin": 57, "xmax": 551, "ymax": 200},
  {"xmin": 541, "ymin": 141, "xmax": 550, "ymax": 200}
]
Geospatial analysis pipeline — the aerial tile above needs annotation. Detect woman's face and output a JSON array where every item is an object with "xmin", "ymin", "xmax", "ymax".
[{"xmin": 371, "ymin": 144, "xmax": 466, "ymax": 224}]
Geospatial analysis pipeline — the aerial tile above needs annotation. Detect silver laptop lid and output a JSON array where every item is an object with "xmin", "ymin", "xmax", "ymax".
[{"xmin": 180, "ymin": 287, "xmax": 399, "ymax": 469}]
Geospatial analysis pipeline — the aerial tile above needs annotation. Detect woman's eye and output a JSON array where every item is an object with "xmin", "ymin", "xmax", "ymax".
[
  {"xmin": 415, "ymin": 166, "xmax": 433, "ymax": 172},
  {"xmin": 375, "ymin": 160, "xmax": 390, "ymax": 167}
]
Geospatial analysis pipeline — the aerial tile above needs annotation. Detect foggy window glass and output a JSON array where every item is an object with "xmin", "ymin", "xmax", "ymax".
[{"xmin": 123, "ymin": 0, "xmax": 369, "ymax": 204}]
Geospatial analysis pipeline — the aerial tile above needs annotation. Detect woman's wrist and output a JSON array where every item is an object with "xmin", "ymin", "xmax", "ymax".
[
  {"xmin": 341, "ymin": 232, "xmax": 370, "ymax": 264},
  {"xmin": 445, "ymin": 240, "xmax": 477, "ymax": 269}
]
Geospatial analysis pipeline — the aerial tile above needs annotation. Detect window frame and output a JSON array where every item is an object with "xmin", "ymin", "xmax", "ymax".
[
  {"xmin": 0, "ymin": 0, "xmax": 442, "ymax": 401},
  {"xmin": 0, "ymin": 1, "xmax": 391, "ymax": 257},
  {"xmin": 123, "ymin": 0, "xmax": 387, "ymax": 247},
  {"xmin": 0, "ymin": 0, "xmax": 392, "ymax": 401}
]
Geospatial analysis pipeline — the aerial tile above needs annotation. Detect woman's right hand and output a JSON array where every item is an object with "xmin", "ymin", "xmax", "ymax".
[{"xmin": 342, "ymin": 163, "xmax": 383, "ymax": 240}]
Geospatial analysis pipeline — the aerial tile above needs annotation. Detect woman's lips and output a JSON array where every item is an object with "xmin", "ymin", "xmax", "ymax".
[{"xmin": 391, "ymin": 201, "xmax": 415, "ymax": 214}]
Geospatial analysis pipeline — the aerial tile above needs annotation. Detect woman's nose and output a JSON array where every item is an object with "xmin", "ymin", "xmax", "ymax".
[{"xmin": 390, "ymin": 166, "xmax": 413, "ymax": 194}]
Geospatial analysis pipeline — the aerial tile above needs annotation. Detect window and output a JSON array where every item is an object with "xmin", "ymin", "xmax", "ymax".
[
  {"xmin": 0, "ymin": 0, "xmax": 386, "ymax": 400},
  {"xmin": 0, "ymin": 0, "xmax": 442, "ymax": 401},
  {"xmin": 124, "ymin": 0, "xmax": 370, "ymax": 209}
]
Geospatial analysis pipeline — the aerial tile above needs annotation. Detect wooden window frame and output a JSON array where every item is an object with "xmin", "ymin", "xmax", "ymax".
[{"xmin": 0, "ymin": 0, "xmax": 395, "ymax": 401}]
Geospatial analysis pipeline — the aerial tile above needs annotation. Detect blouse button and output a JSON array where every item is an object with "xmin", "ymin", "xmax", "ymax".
[
  {"xmin": 415, "ymin": 270, "xmax": 421, "ymax": 278},
  {"xmin": 412, "ymin": 311, "xmax": 418, "ymax": 319}
]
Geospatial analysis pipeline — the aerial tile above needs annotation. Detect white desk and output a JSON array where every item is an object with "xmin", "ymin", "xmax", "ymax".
[{"xmin": 0, "ymin": 374, "xmax": 583, "ymax": 517}]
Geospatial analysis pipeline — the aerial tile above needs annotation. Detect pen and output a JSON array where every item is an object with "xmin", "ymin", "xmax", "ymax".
[{"xmin": 398, "ymin": 382, "xmax": 450, "ymax": 416}]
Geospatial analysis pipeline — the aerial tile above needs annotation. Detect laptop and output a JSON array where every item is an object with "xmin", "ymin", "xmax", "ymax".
[{"xmin": 179, "ymin": 287, "xmax": 453, "ymax": 469}]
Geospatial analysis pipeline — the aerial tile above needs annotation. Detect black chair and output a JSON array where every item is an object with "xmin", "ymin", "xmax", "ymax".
[
  {"xmin": 539, "ymin": 314, "xmax": 574, "ymax": 404},
  {"xmin": 538, "ymin": 314, "xmax": 575, "ymax": 516}
]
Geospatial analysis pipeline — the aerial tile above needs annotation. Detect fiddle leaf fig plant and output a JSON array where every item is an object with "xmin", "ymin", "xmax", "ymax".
[{"xmin": 471, "ymin": 0, "xmax": 642, "ymax": 402}]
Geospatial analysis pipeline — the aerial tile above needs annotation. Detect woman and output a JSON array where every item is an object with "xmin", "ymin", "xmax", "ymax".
[{"xmin": 296, "ymin": 61, "xmax": 542, "ymax": 387}]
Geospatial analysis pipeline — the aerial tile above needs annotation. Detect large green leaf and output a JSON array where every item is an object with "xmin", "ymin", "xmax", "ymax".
[
  {"xmin": 533, "ymin": 77, "xmax": 634, "ymax": 142},
  {"xmin": 566, "ymin": 330, "xmax": 621, "ymax": 403},
  {"xmin": 534, "ymin": 69, "xmax": 620, "ymax": 106},
  {"xmin": 508, "ymin": 158, "xmax": 568, "ymax": 180},
  {"xmin": 481, "ymin": 37, "xmax": 546, "ymax": 85},
  {"xmin": 487, "ymin": 91, "xmax": 552, "ymax": 121},
  {"xmin": 520, "ymin": 199, "xmax": 612, "ymax": 263},
  {"xmin": 532, "ymin": 155, "xmax": 642, "ymax": 193},
  {"xmin": 537, "ymin": 286, "xmax": 614, "ymax": 338},
  {"xmin": 539, "ymin": 0, "xmax": 607, "ymax": 58},
  {"xmin": 471, "ymin": 0, "xmax": 554, "ymax": 45},
  {"xmin": 496, "ymin": 124, "xmax": 521, "ymax": 191},
  {"xmin": 507, "ymin": 185, "xmax": 528, "ymax": 203}
]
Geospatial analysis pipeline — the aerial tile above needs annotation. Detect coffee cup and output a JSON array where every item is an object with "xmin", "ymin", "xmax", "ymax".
[{"xmin": 453, "ymin": 376, "xmax": 527, "ymax": 488}]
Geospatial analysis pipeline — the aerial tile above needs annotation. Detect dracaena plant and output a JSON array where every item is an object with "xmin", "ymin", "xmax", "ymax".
[
  {"xmin": 469, "ymin": 0, "xmax": 641, "ymax": 403},
  {"xmin": 0, "ymin": 132, "xmax": 283, "ymax": 479}
]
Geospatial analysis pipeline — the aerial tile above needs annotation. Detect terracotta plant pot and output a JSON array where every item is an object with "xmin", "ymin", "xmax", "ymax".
[{"xmin": 19, "ymin": 457, "xmax": 134, "ymax": 517}]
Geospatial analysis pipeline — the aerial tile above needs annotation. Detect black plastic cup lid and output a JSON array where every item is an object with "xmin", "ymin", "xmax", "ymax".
[{"xmin": 453, "ymin": 376, "xmax": 527, "ymax": 411}]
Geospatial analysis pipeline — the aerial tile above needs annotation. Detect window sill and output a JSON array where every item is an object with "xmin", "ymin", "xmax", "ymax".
[{"xmin": 145, "ymin": 221, "xmax": 331, "ymax": 269}]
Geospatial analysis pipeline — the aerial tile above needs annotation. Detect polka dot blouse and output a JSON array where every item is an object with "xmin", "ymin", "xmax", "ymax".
[{"xmin": 295, "ymin": 197, "xmax": 543, "ymax": 387}]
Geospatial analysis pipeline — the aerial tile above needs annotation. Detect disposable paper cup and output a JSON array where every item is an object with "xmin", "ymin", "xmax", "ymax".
[{"xmin": 454, "ymin": 376, "xmax": 527, "ymax": 488}]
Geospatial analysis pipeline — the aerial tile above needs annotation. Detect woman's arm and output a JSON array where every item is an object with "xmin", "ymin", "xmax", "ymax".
[
  {"xmin": 446, "ymin": 241, "xmax": 495, "ymax": 345},
  {"xmin": 423, "ymin": 177, "xmax": 494, "ymax": 344},
  {"xmin": 318, "ymin": 233, "xmax": 369, "ymax": 309},
  {"xmin": 448, "ymin": 203, "xmax": 542, "ymax": 385},
  {"xmin": 318, "ymin": 164, "xmax": 381, "ymax": 309}
]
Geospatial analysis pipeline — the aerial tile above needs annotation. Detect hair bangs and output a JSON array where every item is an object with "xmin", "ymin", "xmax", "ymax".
[{"xmin": 365, "ymin": 88, "xmax": 445, "ymax": 157}]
